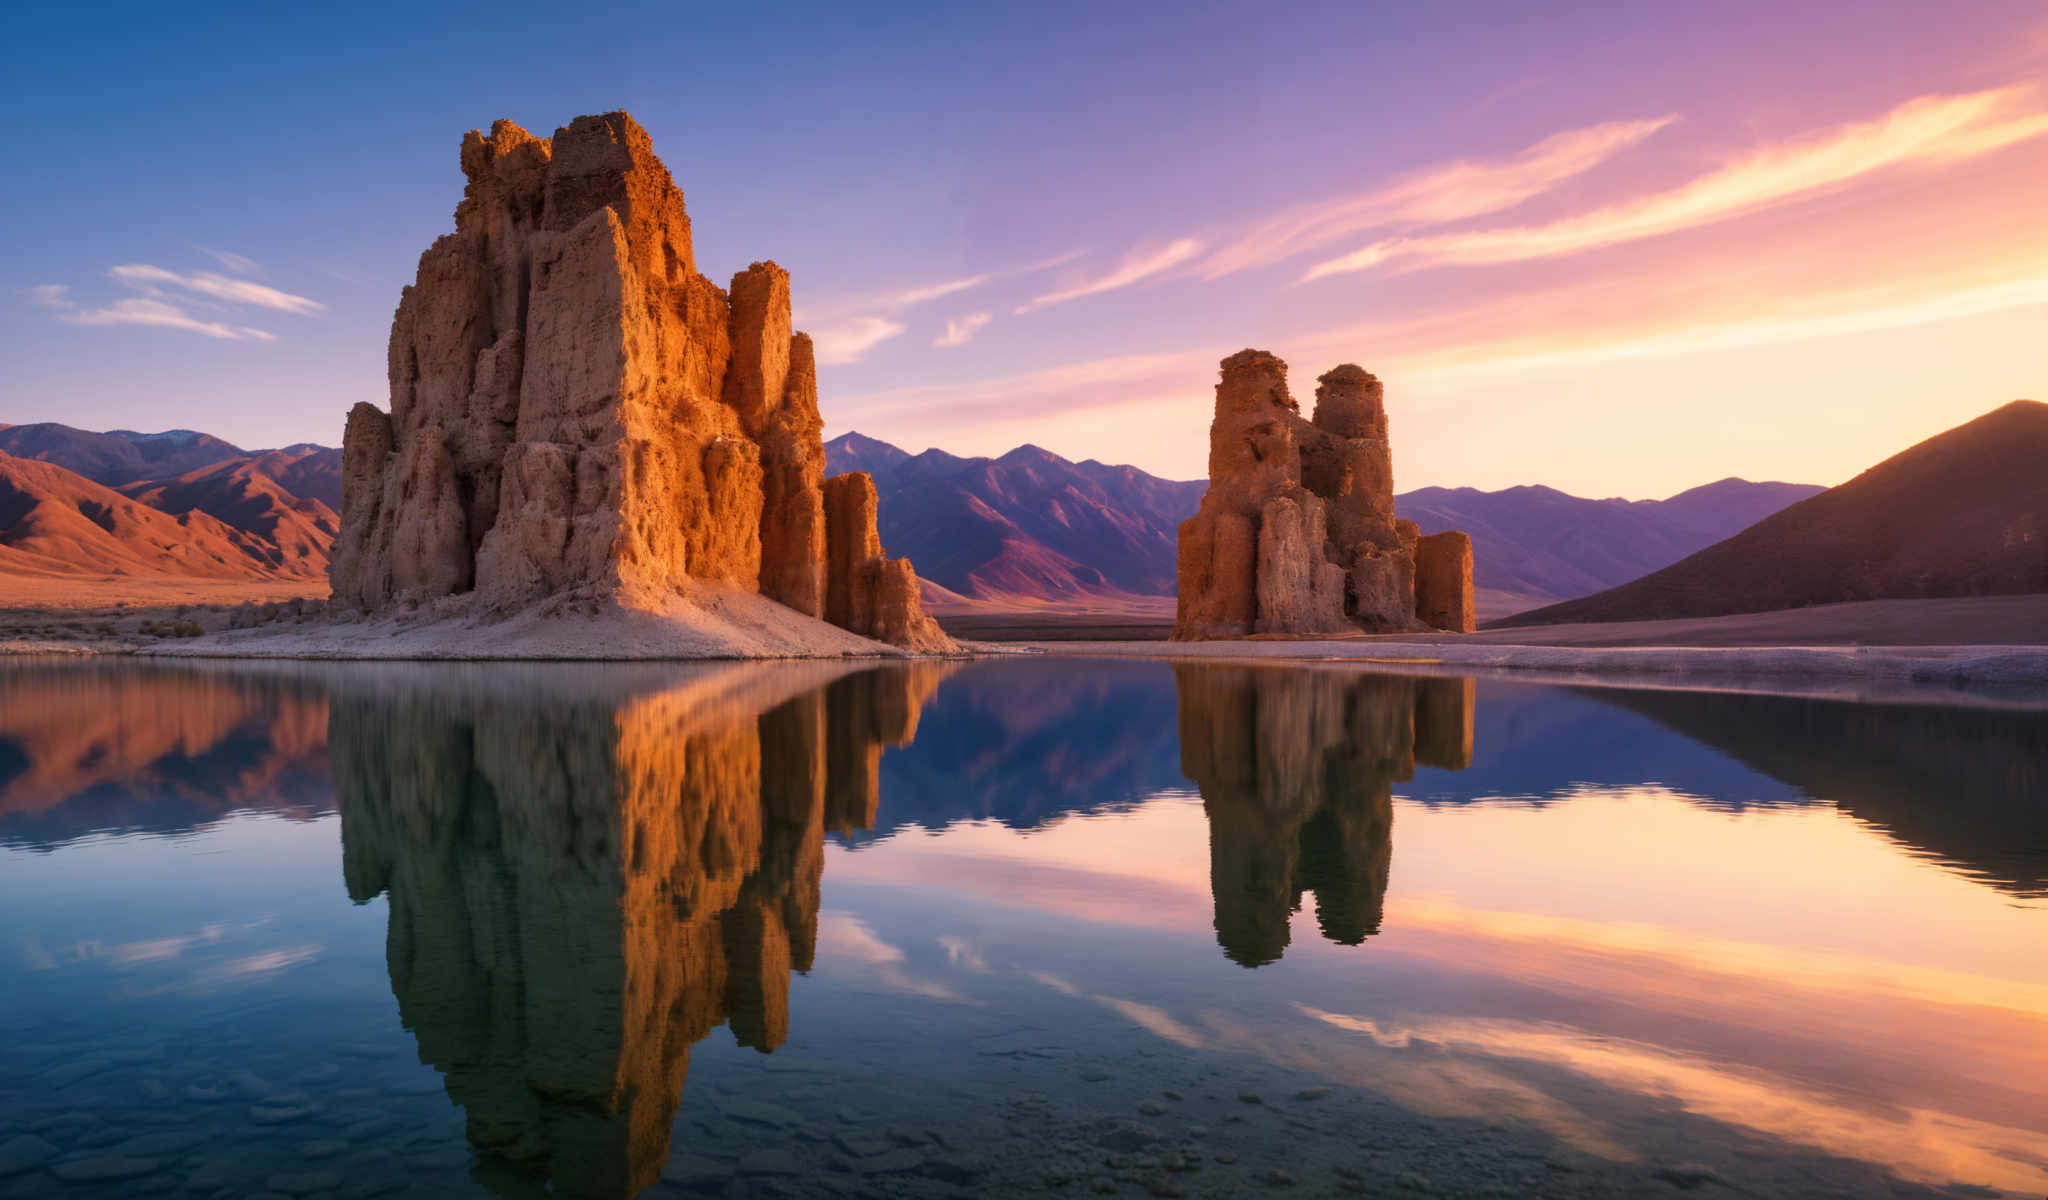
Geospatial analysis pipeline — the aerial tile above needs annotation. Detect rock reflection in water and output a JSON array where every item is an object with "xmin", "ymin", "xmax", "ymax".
[
  {"xmin": 333, "ymin": 662, "xmax": 949, "ymax": 1199},
  {"xmin": 1175, "ymin": 666, "xmax": 1474, "ymax": 966}
]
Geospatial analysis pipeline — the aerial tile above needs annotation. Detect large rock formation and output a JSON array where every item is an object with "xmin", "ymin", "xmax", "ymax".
[
  {"xmin": 1174, "ymin": 351, "xmax": 1474, "ymax": 638},
  {"xmin": 329, "ymin": 111, "xmax": 952, "ymax": 653}
]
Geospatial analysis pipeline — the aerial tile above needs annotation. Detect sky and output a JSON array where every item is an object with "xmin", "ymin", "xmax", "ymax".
[{"xmin": 4, "ymin": 0, "xmax": 2045, "ymax": 498}]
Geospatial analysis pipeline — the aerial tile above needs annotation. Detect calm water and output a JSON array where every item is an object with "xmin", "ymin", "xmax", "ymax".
[{"xmin": 1, "ymin": 658, "xmax": 2044, "ymax": 1200}]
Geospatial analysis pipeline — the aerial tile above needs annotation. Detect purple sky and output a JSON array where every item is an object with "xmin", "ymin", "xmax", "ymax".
[{"xmin": 5, "ymin": 1, "xmax": 2045, "ymax": 496}]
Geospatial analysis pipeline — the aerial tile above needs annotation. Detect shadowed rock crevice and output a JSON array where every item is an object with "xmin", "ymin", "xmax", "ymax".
[
  {"xmin": 1175, "ymin": 351, "xmax": 1474, "ymax": 639},
  {"xmin": 330, "ymin": 112, "xmax": 950, "ymax": 652}
]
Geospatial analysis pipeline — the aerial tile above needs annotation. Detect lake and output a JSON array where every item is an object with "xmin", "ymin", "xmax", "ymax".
[{"xmin": 1, "ymin": 656, "xmax": 2043, "ymax": 1199}]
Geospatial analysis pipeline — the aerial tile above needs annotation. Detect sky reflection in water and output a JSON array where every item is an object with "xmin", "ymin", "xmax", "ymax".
[{"xmin": 0, "ymin": 658, "xmax": 2043, "ymax": 1199}]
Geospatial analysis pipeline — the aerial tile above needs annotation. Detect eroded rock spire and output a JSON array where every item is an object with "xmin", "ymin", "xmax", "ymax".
[
  {"xmin": 330, "ymin": 111, "xmax": 951, "ymax": 653},
  {"xmin": 1174, "ymin": 350, "xmax": 1474, "ymax": 639}
]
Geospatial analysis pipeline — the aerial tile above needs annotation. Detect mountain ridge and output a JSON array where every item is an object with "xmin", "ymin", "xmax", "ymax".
[{"xmin": 0, "ymin": 419, "xmax": 1835, "ymax": 617}]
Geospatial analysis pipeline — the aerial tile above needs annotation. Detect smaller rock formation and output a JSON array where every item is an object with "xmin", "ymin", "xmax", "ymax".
[
  {"xmin": 1174, "ymin": 350, "xmax": 1473, "ymax": 639},
  {"xmin": 1413, "ymin": 530, "xmax": 1476, "ymax": 633},
  {"xmin": 823, "ymin": 474, "xmax": 955, "ymax": 653}
]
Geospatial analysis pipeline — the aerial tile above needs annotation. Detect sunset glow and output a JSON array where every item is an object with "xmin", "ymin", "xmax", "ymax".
[{"xmin": 8, "ymin": 2, "xmax": 2041, "ymax": 498}]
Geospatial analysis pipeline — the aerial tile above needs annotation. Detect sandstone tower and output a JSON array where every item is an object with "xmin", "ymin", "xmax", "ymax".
[
  {"xmin": 329, "ymin": 112, "xmax": 952, "ymax": 653},
  {"xmin": 1174, "ymin": 350, "xmax": 1474, "ymax": 639}
]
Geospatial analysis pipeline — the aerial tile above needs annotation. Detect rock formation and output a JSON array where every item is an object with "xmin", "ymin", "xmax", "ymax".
[
  {"xmin": 333, "ymin": 661, "xmax": 955, "ymax": 1197},
  {"xmin": 823, "ymin": 473, "xmax": 954, "ymax": 652},
  {"xmin": 1413, "ymin": 530, "xmax": 1476, "ymax": 634},
  {"xmin": 1175, "ymin": 665, "xmax": 1475, "ymax": 966},
  {"xmin": 329, "ymin": 111, "xmax": 952, "ymax": 653},
  {"xmin": 1174, "ymin": 351, "xmax": 1474, "ymax": 638}
]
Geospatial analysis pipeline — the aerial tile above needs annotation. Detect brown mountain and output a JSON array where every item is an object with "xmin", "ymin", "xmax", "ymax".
[
  {"xmin": 1503, "ymin": 400, "xmax": 2048, "ymax": 626},
  {"xmin": 0, "ymin": 450, "xmax": 308, "ymax": 582},
  {"xmin": 119, "ymin": 448, "xmax": 339, "ymax": 576}
]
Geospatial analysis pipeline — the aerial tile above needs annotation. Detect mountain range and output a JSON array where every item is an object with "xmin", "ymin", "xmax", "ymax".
[
  {"xmin": 0, "ymin": 423, "xmax": 340, "ymax": 585},
  {"xmin": 826, "ymin": 432, "xmax": 1822, "ymax": 617},
  {"xmin": 1, "ymin": 418, "xmax": 1835, "ymax": 617}
]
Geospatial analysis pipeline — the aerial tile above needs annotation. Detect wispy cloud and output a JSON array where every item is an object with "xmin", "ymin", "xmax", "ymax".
[
  {"xmin": 196, "ymin": 246, "xmax": 262, "ymax": 275},
  {"xmin": 815, "ymin": 911, "xmax": 972, "ymax": 1003},
  {"xmin": 110, "ymin": 264, "xmax": 324, "ymax": 315},
  {"xmin": 811, "ymin": 315, "xmax": 906, "ymax": 364},
  {"xmin": 880, "ymin": 274, "xmax": 988, "ymax": 309},
  {"xmin": 842, "ymin": 350, "xmax": 1205, "ymax": 422},
  {"xmin": 1017, "ymin": 238, "xmax": 1205, "ymax": 313},
  {"xmin": 61, "ymin": 298, "xmax": 277, "ymax": 341},
  {"xmin": 1303, "ymin": 86, "xmax": 2048, "ymax": 282},
  {"xmin": 934, "ymin": 311, "xmax": 992, "ymax": 348},
  {"xmin": 937, "ymin": 935, "xmax": 990, "ymax": 973},
  {"xmin": 1406, "ymin": 269, "xmax": 2048, "ymax": 381},
  {"xmin": 1203, "ymin": 116, "xmax": 1675, "ymax": 279},
  {"xmin": 798, "ymin": 272, "xmax": 990, "ymax": 365},
  {"xmin": 39, "ymin": 256, "xmax": 323, "ymax": 342}
]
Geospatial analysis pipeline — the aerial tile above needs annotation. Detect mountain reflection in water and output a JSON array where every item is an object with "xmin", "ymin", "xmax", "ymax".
[{"xmin": 1, "ymin": 658, "xmax": 2044, "ymax": 1199}]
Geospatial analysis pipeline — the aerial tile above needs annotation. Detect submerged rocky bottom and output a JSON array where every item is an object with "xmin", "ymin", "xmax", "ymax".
[{"xmin": 3, "ymin": 1013, "xmax": 1972, "ymax": 1200}]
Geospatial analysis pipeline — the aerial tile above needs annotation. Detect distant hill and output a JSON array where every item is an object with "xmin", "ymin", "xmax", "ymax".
[
  {"xmin": 0, "ymin": 450, "xmax": 316, "ymax": 582},
  {"xmin": 118, "ymin": 449, "xmax": 339, "ymax": 575},
  {"xmin": 1503, "ymin": 400, "xmax": 2048, "ymax": 626},
  {"xmin": 829, "ymin": 432, "xmax": 1817, "ymax": 613}
]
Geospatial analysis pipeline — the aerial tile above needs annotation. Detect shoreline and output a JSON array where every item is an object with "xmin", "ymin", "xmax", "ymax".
[
  {"xmin": 7, "ymin": 630, "xmax": 2048, "ymax": 707},
  {"xmin": 1000, "ymin": 638, "xmax": 2048, "ymax": 707}
]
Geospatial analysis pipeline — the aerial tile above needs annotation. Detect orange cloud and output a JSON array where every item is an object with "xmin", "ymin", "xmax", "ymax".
[
  {"xmin": 1304, "ymin": 86, "xmax": 2048, "ymax": 281},
  {"xmin": 1202, "ymin": 116, "xmax": 1675, "ymax": 278}
]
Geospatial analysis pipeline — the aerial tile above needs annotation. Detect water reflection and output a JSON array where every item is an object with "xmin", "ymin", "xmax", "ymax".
[
  {"xmin": 1581, "ymin": 687, "xmax": 2048, "ymax": 896},
  {"xmin": 331, "ymin": 663, "xmax": 949, "ymax": 1198},
  {"xmin": 0, "ymin": 661, "xmax": 330, "ymax": 850},
  {"xmin": 3, "ymin": 658, "xmax": 2045, "ymax": 1199},
  {"xmin": 1177, "ymin": 666, "xmax": 1473, "ymax": 965},
  {"xmin": 327, "ymin": 662, "xmax": 1475, "ymax": 1190}
]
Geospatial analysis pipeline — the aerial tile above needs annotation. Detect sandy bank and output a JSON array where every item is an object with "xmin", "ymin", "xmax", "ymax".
[{"xmin": 136, "ymin": 585, "xmax": 956, "ymax": 661}]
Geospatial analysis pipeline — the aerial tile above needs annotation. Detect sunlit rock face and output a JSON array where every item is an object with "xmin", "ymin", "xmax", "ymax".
[
  {"xmin": 332, "ymin": 662, "xmax": 953, "ymax": 1198},
  {"xmin": 1174, "ymin": 351, "xmax": 1474, "ymax": 639},
  {"xmin": 1175, "ymin": 666, "xmax": 1475, "ymax": 966},
  {"xmin": 330, "ymin": 112, "xmax": 951, "ymax": 651}
]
